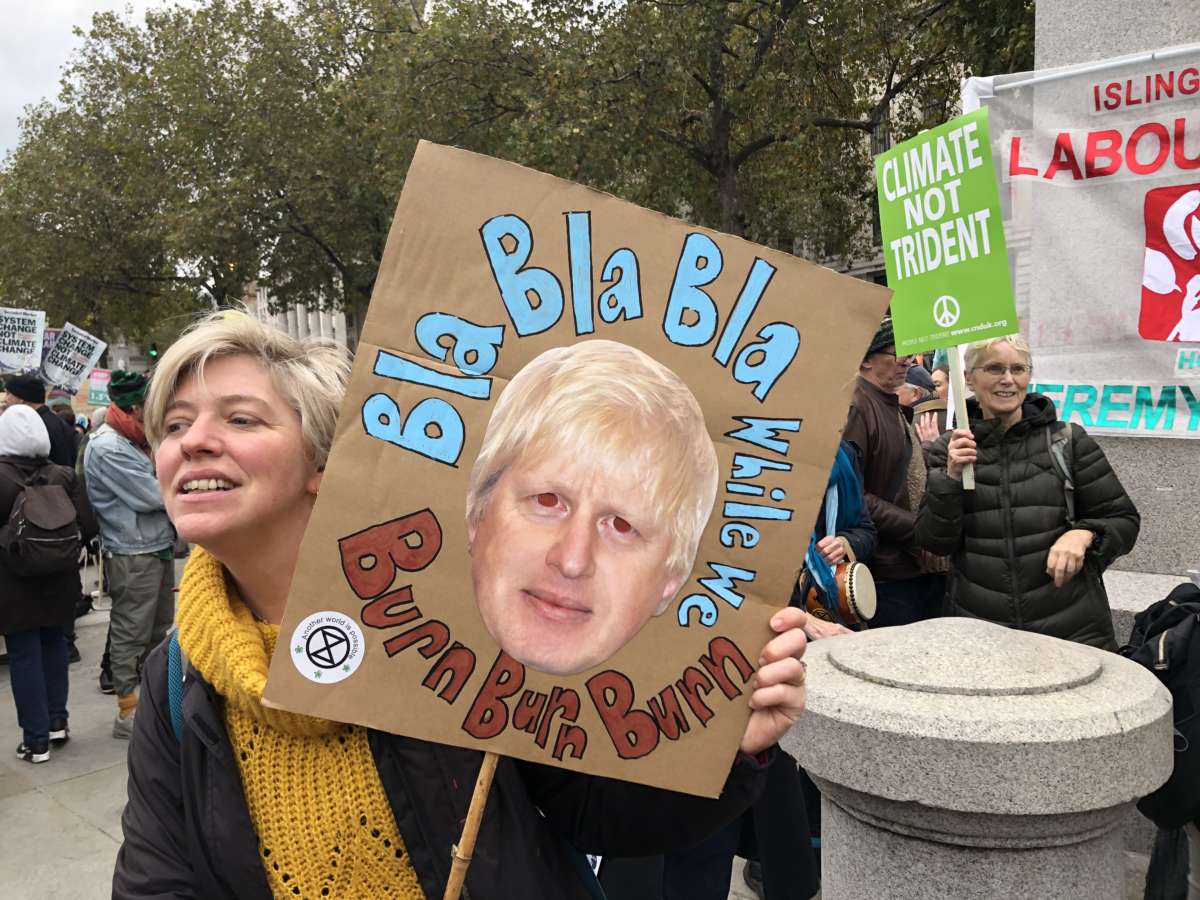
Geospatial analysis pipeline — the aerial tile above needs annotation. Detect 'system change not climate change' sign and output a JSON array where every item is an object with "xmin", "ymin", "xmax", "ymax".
[
  {"xmin": 876, "ymin": 107, "xmax": 1017, "ymax": 353},
  {"xmin": 0, "ymin": 309, "xmax": 46, "ymax": 373}
]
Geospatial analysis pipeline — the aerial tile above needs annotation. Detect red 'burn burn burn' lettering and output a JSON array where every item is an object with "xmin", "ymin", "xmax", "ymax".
[
  {"xmin": 339, "ymin": 508, "xmax": 758, "ymax": 764},
  {"xmin": 339, "ymin": 509, "xmax": 443, "ymax": 599},
  {"xmin": 586, "ymin": 637, "xmax": 755, "ymax": 760}
]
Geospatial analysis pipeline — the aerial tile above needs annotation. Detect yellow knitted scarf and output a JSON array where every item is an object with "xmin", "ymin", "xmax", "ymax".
[{"xmin": 177, "ymin": 547, "xmax": 425, "ymax": 900}]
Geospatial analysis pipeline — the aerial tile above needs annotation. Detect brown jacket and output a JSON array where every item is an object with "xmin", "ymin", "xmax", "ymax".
[{"xmin": 842, "ymin": 377, "xmax": 922, "ymax": 582}]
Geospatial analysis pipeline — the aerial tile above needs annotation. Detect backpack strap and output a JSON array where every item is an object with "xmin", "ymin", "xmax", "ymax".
[
  {"xmin": 1045, "ymin": 422, "xmax": 1075, "ymax": 524},
  {"xmin": 167, "ymin": 630, "xmax": 186, "ymax": 742},
  {"xmin": 0, "ymin": 462, "xmax": 29, "ymax": 490}
]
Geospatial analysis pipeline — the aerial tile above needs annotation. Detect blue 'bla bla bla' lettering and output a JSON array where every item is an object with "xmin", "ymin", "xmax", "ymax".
[
  {"xmin": 363, "ymin": 211, "xmax": 803, "ymax": 468},
  {"xmin": 676, "ymin": 417, "xmax": 800, "ymax": 629},
  {"xmin": 480, "ymin": 213, "xmax": 801, "ymax": 403}
]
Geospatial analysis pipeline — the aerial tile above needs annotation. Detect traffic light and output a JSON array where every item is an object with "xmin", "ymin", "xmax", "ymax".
[{"xmin": 148, "ymin": 343, "xmax": 159, "ymax": 362}]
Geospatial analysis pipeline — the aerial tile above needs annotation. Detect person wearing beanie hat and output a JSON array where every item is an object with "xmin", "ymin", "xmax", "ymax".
[
  {"xmin": 842, "ymin": 316, "xmax": 946, "ymax": 628},
  {"xmin": 83, "ymin": 368, "xmax": 175, "ymax": 737},
  {"xmin": 5, "ymin": 377, "xmax": 85, "ymax": 665},
  {"xmin": 107, "ymin": 370, "xmax": 149, "ymax": 412},
  {"xmin": 864, "ymin": 316, "xmax": 897, "ymax": 359},
  {"xmin": 4, "ymin": 374, "xmax": 76, "ymax": 469},
  {"xmin": 0, "ymin": 405, "xmax": 98, "ymax": 762},
  {"xmin": 4, "ymin": 373, "xmax": 46, "ymax": 405}
]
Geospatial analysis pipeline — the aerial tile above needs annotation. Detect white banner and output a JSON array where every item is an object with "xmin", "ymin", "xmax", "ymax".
[
  {"xmin": 0, "ymin": 308, "xmax": 46, "ymax": 373},
  {"xmin": 40, "ymin": 322, "xmax": 107, "ymax": 393},
  {"xmin": 965, "ymin": 44, "xmax": 1200, "ymax": 437}
]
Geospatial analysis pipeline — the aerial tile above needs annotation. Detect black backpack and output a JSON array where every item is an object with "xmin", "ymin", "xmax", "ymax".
[
  {"xmin": 0, "ymin": 464, "xmax": 82, "ymax": 577},
  {"xmin": 1121, "ymin": 582, "xmax": 1200, "ymax": 829}
]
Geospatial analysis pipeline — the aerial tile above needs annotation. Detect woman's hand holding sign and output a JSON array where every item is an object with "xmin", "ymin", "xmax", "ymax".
[
  {"xmin": 945, "ymin": 428, "xmax": 978, "ymax": 481},
  {"xmin": 741, "ymin": 606, "xmax": 809, "ymax": 755}
]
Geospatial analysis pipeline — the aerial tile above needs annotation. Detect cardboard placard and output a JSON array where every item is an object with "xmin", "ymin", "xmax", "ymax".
[
  {"xmin": 40, "ymin": 322, "xmax": 107, "ymax": 393},
  {"xmin": 263, "ymin": 142, "xmax": 890, "ymax": 796},
  {"xmin": 0, "ymin": 308, "xmax": 46, "ymax": 374},
  {"xmin": 877, "ymin": 108, "xmax": 1018, "ymax": 354}
]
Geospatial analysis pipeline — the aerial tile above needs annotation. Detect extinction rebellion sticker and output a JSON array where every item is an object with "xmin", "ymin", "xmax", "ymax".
[{"xmin": 290, "ymin": 611, "xmax": 365, "ymax": 684}]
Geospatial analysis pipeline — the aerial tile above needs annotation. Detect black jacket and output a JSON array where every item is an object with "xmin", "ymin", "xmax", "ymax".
[
  {"xmin": 915, "ymin": 395, "xmax": 1140, "ymax": 649},
  {"xmin": 113, "ymin": 640, "xmax": 770, "ymax": 900},
  {"xmin": 0, "ymin": 455, "xmax": 96, "ymax": 635},
  {"xmin": 37, "ymin": 405, "xmax": 77, "ymax": 468}
]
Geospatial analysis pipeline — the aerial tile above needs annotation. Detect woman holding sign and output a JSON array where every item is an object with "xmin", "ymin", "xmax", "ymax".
[
  {"xmin": 915, "ymin": 335, "xmax": 1140, "ymax": 649},
  {"xmin": 111, "ymin": 312, "xmax": 810, "ymax": 900}
]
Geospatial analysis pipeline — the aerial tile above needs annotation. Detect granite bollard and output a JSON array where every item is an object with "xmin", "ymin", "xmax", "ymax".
[{"xmin": 793, "ymin": 618, "xmax": 1173, "ymax": 899}]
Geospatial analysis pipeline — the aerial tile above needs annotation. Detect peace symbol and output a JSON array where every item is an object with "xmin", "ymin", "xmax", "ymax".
[
  {"xmin": 306, "ymin": 625, "xmax": 351, "ymax": 669},
  {"xmin": 933, "ymin": 295, "xmax": 961, "ymax": 328}
]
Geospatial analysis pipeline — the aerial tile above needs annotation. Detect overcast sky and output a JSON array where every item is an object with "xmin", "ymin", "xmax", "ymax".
[{"xmin": 0, "ymin": 1, "xmax": 160, "ymax": 156}]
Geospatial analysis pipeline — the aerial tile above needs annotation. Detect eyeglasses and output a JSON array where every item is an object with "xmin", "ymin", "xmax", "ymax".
[
  {"xmin": 877, "ymin": 351, "xmax": 918, "ymax": 363},
  {"xmin": 974, "ymin": 362, "xmax": 1031, "ymax": 377}
]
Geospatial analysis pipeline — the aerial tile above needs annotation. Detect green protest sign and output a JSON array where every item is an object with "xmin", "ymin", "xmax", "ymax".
[{"xmin": 876, "ymin": 107, "xmax": 1017, "ymax": 354}]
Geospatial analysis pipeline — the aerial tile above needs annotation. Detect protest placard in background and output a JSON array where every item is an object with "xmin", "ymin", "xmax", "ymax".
[
  {"xmin": 40, "ymin": 322, "xmax": 107, "ymax": 393},
  {"xmin": 263, "ymin": 142, "xmax": 891, "ymax": 797},
  {"xmin": 876, "ymin": 107, "xmax": 1018, "ymax": 354},
  {"xmin": 0, "ymin": 309, "xmax": 46, "ymax": 373},
  {"xmin": 87, "ymin": 369, "xmax": 111, "ymax": 406}
]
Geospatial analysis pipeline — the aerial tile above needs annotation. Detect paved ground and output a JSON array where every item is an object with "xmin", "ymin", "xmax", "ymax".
[
  {"xmin": 0, "ymin": 561, "xmax": 1156, "ymax": 898},
  {"xmin": 0, "ymin": 609, "xmax": 128, "ymax": 900}
]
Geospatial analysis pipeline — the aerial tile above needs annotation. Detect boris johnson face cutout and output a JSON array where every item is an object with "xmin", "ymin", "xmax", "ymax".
[
  {"xmin": 468, "ymin": 453, "xmax": 684, "ymax": 676},
  {"xmin": 465, "ymin": 340, "xmax": 718, "ymax": 677}
]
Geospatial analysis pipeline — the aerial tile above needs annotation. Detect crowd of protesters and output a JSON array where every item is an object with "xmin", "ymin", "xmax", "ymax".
[{"xmin": 0, "ymin": 310, "xmax": 1159, "ymax": 899}]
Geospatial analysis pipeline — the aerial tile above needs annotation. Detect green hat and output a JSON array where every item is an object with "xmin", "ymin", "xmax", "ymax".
[
  {"xmin": 109, "ymin": 370, "xmax": 149, "ymax": 410},
  {"xmin": 864, "ymin": 316, "xmax": 896, "ymax": 359}
]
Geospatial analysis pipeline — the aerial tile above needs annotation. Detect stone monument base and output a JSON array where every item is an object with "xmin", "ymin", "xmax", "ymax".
[{"xmin": 819, "ymin": 779, "xmax": 1129, "ymax": 900}]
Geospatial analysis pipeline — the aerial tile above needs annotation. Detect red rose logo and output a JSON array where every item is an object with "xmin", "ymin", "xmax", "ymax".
[{"xmin": 1140, "ymin": 183, "xmax": 1200, "ymax": 342}]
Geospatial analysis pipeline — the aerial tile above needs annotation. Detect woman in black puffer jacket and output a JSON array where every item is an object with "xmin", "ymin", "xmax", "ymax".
[{"xmin": 915, "ymin": 335, "xmax": 1140, "ymax": 650}]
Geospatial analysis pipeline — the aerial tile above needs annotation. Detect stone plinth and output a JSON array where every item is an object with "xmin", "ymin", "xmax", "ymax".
[{"xmin": 793, "ymin": 619, "xmax": 1173, "ymax": 899}]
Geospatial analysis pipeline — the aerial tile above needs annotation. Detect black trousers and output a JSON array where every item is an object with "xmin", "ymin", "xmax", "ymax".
[
  {"xmin": 870, "ymin": 573, "xmax": 946, "ymax": 628},
  {"xmin": 600, "ymin": 749, "xmax": 819, "ymax": 900}
]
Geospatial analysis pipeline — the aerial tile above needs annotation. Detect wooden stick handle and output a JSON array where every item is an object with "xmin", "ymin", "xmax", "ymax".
[
  {"xmin": 947, "ymin": 344, "xmax": 975, "ymax": 491},
  {"xmin": 443, "ymin": 751, "xmax": 500, "ymax": 900}
]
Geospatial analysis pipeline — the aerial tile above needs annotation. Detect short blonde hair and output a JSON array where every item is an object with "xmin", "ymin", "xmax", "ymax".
[
  {"xmin": 144, "ymin": 310, "xmax": 351, "ymax": 468},
  {"xmin": 964, "ymin": 334, "xmax": 1032, "ymax": 373},
  {"xmin": 466, "ymin": 340, "xmax": 718, "ymax": 581}
]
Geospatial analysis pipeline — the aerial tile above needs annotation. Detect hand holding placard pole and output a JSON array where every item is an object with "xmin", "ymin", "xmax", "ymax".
[
  {"xmin": 947, "ymin": 344, "xmax": 975, "ymax": 491},
  {"xmin": 443, "ymin": 751, "xmax": 500, "ymax": 900}
]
